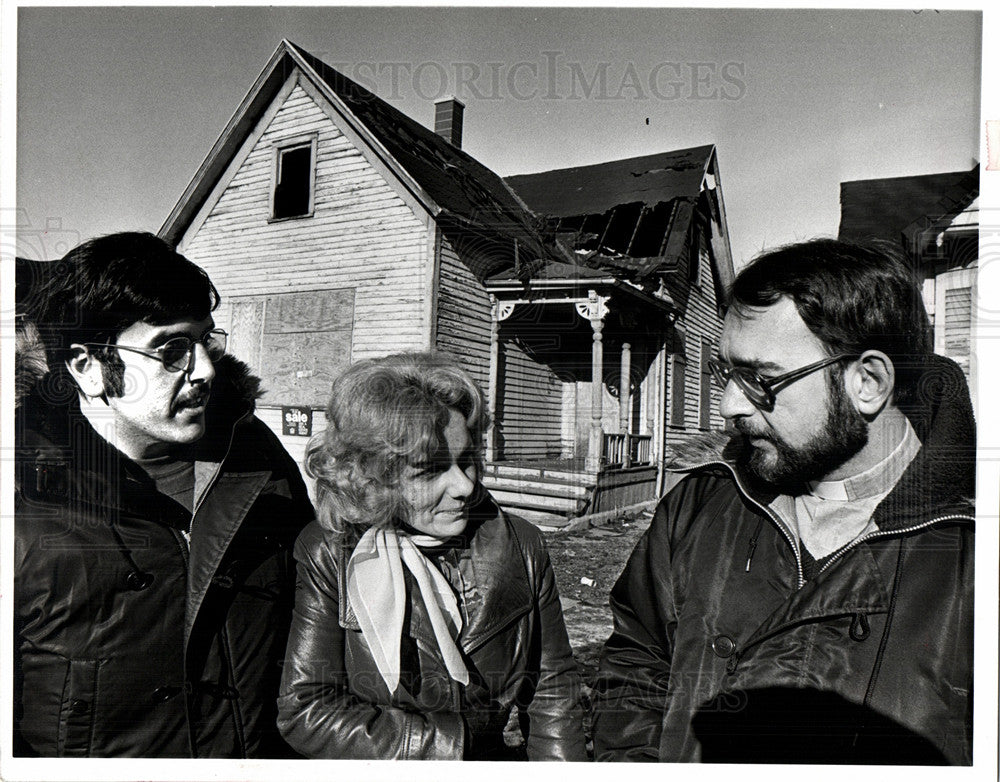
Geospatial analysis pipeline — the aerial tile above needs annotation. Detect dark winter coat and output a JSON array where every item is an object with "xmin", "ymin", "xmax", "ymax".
[
  {"xmin": 592, "ymin": 354, "xmax": 975, "ymax": 764},
  {"xmin": 276, "ymin": 496, "xmax": 587, "ymax": 761},
  {"xmin": 14, "ymin": 355, "xmax": 314, "ymax": 757}
]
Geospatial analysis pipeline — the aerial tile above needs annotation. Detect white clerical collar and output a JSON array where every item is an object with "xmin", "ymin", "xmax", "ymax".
[{"xmin": 806, "ymin": 418, "xmax": 921, "ymax": 502}]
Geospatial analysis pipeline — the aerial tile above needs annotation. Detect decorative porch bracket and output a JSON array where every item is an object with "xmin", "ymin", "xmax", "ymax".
[{"xmin": 575, "ymin": 291, "xmax": 610, "ymax": 473}]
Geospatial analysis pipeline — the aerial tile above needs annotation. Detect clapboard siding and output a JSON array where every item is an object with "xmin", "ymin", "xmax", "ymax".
[
  {"xmin": 434, "ymin": 236, "xmax": 491, "ymax": 393},
  {"xmin": 665, "ymin": 221, "xmax": 726, "ymax": 447},
  {"xmin": 501, "ymin": 338, "xmax": 564, "ymax": 460},
  {"xmin": 181, "ymin": 83, "xmax": 432, "ymax": 394}
]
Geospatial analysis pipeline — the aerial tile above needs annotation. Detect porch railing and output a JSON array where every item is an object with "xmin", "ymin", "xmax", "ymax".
[{"xmin": 603, "ymin": 433, "xmax": 652, "ymax": 468}]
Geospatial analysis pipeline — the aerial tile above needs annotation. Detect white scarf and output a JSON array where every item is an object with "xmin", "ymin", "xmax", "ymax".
[{"xmin": 345, "ymin": 526, "xmax": 470, "ymax": 693}]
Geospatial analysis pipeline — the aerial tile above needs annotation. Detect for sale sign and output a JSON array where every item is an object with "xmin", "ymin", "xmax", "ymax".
[{"xmin": 282, "ymin": 406, "xmax": 313, "ymax": 437}]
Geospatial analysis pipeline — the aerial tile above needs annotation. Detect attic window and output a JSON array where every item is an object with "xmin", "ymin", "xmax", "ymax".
[{"xmin": 272, "ymin": 137, "xmax": 316, "ymax": 220}]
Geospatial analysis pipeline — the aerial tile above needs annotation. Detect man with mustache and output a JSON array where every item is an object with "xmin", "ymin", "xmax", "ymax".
[
  {"xmin": 14, "ymin": 233, "xmax": 314, "ymax": 757},
  {"xmin": 592, "ymin": 239, "xmax": 975, "ymax": 764}
]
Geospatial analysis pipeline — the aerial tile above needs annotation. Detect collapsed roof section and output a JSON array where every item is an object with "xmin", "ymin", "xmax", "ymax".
[{"xmin": 502, "ymin": 146, "xmax": 728, "ymax": 284}]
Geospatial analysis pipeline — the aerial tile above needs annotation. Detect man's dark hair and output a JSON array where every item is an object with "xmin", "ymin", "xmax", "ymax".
[
  {"xmin": 35, "ymin": 232, "xmax": 220, "ymax": 396},
  {"xmin": 729, "ymin": 238, "xmax": 931, "ymax": 404}
]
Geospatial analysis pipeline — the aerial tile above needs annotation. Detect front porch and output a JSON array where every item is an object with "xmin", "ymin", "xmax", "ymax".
[
  {"xmin": 481, "ymin": 431, "xmax": 659, "ymax": 528},
  {"xmin": 480, "ymin": 279, "xmax": 674, "ymax": 526}
]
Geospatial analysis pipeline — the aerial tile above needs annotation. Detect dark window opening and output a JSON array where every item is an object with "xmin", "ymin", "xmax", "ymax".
[
  {"xmin": 273, "ymin": 145, "xmax": 313, "ymax": 219},
  {"xmin": 629, "ymin": 201, "xmax": 674, "ymax": 257}
]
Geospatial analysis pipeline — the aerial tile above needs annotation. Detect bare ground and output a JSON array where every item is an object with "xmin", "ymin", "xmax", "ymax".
[
  {"xmin": 544, "ymin": 511, "xmax": 653, "ymax": 679},
  {"xmin": 523, "ymin": 511, "xmax": 653, "ymax": 755}
]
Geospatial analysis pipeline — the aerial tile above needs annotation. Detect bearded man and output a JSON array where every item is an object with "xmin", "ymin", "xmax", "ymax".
[{"xmin": 591, "ymin": 239, "xmax": 975, "ymax": 764}]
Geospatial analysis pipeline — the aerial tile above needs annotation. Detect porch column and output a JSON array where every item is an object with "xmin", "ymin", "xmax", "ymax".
[
  {"xmin": 576, "ymin": 291, "xmax": 609, "ymax": 473},
  {"xmin": 620, "ymin": 341, "xmax": 632, "ymax": 468},
  {"xmin": 487, "ymin": 298, "xmax": 515, "ymax": 462}
]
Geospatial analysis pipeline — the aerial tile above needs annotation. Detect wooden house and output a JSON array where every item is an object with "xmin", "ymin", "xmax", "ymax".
[
  {"xmin": 160, "ymin": 40, "xmax": 735, "ymax": 524},
  {"xmin": 839, "ymin": 165, "xmax": 979, "ymax": 411}
]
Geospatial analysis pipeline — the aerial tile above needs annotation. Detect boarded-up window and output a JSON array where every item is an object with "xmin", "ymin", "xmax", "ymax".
[
  {"xmin": 669, "ymin": 352, "xmax": 687, "ymax": 428},
  {"xmin": 699, "ymin": 338, "xmax": 713, "ymax": 429},
  {"xmin": 272, "ymin": 142, "xmax": 315, "ymax": 219},
  {"xmin": 231, "ymin": 289, "xmax": 354, "ymax": 407}
]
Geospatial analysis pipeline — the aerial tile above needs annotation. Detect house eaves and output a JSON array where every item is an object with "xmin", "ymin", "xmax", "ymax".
[{"xmin": 485, "ymin": 274, "xmax": 676, "ymax": 317}]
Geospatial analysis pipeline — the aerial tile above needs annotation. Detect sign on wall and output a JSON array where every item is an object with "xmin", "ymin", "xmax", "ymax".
[{"xmin": 282, "ymin": 406, "xmax": 313, "ymax": 437}]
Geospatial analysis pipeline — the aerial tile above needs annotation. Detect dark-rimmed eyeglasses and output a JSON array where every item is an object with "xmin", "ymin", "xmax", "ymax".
[
  {"xmin": 708, "ymin": 354, "xmax": 857, "ymax": 412},
  {"xmin": 86, "ymin": 329, "xmax": 228, "ymax": 374}
]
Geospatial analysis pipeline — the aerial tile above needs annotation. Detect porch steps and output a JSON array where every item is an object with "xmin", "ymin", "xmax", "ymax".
[{"xmin": 482, "ymin": 463, "xmax": 597, "ymax": 528}]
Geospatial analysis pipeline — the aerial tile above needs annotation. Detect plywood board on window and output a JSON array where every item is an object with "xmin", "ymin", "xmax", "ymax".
[{"xmin": 261, "ymin": 330, "xmax": 353, "ymax": 407}]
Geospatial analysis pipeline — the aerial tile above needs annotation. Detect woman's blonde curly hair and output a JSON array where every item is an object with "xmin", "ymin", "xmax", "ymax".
[{"xmin": 305, "ymin": 352, "xmax": 489, "ymax": 538}]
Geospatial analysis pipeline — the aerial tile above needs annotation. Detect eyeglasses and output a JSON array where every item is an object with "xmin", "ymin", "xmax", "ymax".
[
  {"xmin": 708, "ymin": 353, "xmax": 856, "ymax": 412},
  {"xmin": 86, "ymin": 329, "xmax": 228, "ymax": 373}
]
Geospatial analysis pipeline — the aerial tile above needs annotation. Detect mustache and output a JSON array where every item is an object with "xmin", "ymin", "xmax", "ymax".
[
  {"xmin": 734, "ymin": 419, "xmax": 772, "ymax": 440},
  {"xmin": 174, "ymin": 387, "xmax": 211, "ymax": 410}
]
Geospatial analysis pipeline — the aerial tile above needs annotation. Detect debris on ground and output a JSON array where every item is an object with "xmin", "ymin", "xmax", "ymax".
[{"xmin": 544, "ymin": 512, "xmax": 652, "ymax": 680}]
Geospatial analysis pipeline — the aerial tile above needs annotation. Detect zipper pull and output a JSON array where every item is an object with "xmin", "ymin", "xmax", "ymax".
[{"xmin": 745, "ymin": 518, "xmax": 764, "ymax": 573}]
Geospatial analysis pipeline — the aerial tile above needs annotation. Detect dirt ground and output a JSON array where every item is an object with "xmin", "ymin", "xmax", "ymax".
[
  {"xmin": 501, "ymin": 511, "xmax": 652, "ymax": 756},
  {"xmin": 544, "ymin": 511, "xmax": 653, "ymax": 679}
]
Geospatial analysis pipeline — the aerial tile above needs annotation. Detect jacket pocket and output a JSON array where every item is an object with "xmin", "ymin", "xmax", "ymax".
[{"xmin": 57, "ymin": 659, "xmax": 99, "ymax": 757}]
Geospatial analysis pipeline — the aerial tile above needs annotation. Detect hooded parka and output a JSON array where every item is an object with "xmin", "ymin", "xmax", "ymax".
[
  {"xmin": 276, "ymin": 495, "xmax": 587, "ymax": 761},
  {"xmin": 14, "ymin": 353, "xmax": 314, "ymax": 757},
  {"xmin": 592, "ymin": 354, "xmax": 975, "ymax": 764}
]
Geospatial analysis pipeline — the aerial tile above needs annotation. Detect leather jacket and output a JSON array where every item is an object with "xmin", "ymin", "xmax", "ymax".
[
  {"xmin": 15, "ymin": 355, "xmax": 315, "ymax": 757},
  {"xmin": 592, "ymin": 355, "xmax": 976, "ymax": 764},
  {"xmin": 277, "ymin": 495, "xmax": 587, "ymax": 760}
]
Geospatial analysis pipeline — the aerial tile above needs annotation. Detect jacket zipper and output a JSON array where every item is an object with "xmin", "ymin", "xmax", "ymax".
[
  {"xmin": 673, "ymin": 463, "xmax": 975, "ymax": 589},
  {"xmin": 817, "ymin": 513, "xmax": 975, "ymax": 576},
  {"xmin": 184, "ymin": 407, "xmax": 252, "ymax": 757},
  {"xmin": 678, "ymin": 460, "xmax": 805, "ymax": 588},
  {"xmin": 673, "ymin": 463, "xmax": 974, "ymax": 677}
]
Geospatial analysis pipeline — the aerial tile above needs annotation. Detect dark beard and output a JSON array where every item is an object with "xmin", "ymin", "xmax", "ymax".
[{"xmin": 736, "ymin": 376, "xmax": 869, "ymax": 493}]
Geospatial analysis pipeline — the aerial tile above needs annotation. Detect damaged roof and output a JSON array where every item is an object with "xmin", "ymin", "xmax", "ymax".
[
  {"xmin": 161, "ymin": 41, "xmax": 729, "ymax": 288},
  {"xmin": 287, "ymin": 43, "xmax": 540, "ymax": 242},
  {"xmin": 838, "ymin": 164, "xmax": 979, "ymax": 247},
  {"xmin": 506, "ymin": 145, "xmax": 714, "ymax": 216},
  {"xmin": 498, "ymin": 146, "xmax": 717, "ymax": 281}
]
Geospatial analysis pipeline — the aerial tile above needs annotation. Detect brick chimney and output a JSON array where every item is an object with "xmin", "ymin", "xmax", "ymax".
[{"xmin": 434, "ymin": 97, "xmax": 464, "ymax": 148}]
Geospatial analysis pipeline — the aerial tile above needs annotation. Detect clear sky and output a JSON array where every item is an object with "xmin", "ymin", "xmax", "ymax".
[{"xmin": 15, "ymin": 6, "xmax": 981, "ymax": 268}]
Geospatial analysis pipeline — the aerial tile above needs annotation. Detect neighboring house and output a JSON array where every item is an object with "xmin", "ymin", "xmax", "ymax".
[
  {"xmin": 160, "ymin": 40, "xmax": 734, "ymax": 524},
  {"xmin": 839, "ymin": 165, "xmax": 979, "ymax": 411}
]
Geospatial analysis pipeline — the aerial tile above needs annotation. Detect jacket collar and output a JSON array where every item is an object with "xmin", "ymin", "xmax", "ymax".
[
  {"xmin": 17, "ymin": 354, "xmax": 273, "ymax": 644},
  {"xmin": 337, "ymin": 496, "xmax": 534, "ymax": 654}
]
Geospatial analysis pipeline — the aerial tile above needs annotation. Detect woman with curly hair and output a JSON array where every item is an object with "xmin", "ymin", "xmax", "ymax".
[{"xmin": 277, "ymin": 352, "xmax": 586, "ymax": 761}]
